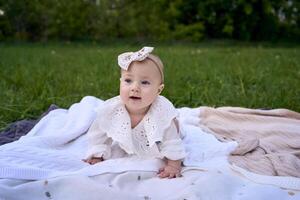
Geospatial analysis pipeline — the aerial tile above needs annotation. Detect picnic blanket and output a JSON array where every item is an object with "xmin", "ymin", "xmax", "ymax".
[
  {"xmin": 198, "ymin": 106, "xmax": 300, "ymax": 177},
  {"xmin": 0, "ymin": 96, "xmax": 299, "ymax": 200}
]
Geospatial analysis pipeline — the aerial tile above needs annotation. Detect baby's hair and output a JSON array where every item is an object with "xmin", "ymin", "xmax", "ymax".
[
  {"xmin": 146, "ymin": 54, "xmax": 164, "ymax": 83},
  {"xmin": 121, "ymin": 54, "xmax": 165, "ymax": 84}
]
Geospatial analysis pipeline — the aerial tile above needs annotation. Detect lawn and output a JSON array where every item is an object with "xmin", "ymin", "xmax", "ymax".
[{"xmin": 0, "ymin": 41, "xmax": 299, "ymax": 130}]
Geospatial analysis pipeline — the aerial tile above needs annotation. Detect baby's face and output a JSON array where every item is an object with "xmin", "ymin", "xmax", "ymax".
[{"xmin": 120, "ymin": 59, "xmax": 164, "ymax": 115}]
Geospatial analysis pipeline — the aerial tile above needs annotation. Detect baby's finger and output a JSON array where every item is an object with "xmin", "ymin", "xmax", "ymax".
[
  {"xmin": 158, "ymin": 171, "xmax": 165, "ymax": 178},
  {"xmin": 90, "ymin": 160, "xmax": 96, "ymax": 165},
  {"xmin": 168, "ymin": 173, "xmax": 176, "ymax": 179},
  {"xmin": 93, "ymin": 159, "xmax": 101, "ymax": 164},
  {"xmin": 157, "ymin": 167, "xmax": 164, "ymax": 174},
  {"xmin": 158, "ymin": 171, "xmax": 168, "ymax": 178}
]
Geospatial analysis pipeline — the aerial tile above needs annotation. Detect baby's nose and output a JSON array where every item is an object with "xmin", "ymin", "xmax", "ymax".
[{"xmin": 131, "ymin": 82, "xmax": 140, "ymax": 92}]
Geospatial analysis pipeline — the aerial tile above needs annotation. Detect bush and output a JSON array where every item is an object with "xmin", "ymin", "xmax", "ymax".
[
  {"xmin": 173, "ymin": 22, "xmax": 205, "ymax": 42},
  {"xmin": 0, "ymin": 0, "xmax": 299, "ymax": 42}
]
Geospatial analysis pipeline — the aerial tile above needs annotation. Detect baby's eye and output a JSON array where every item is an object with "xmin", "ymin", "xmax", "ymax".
[
  {"xmin": 141, "ymin": 80, "xmax": 150, "ymax": 85},
  {"xmin": 124, "ymin": 78, "xmax": 132, "ymax": 83}
]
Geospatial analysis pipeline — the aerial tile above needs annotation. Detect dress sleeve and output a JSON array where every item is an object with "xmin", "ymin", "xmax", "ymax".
[
  {"xmin": 84, "ymin": 116, "xmax": 112, "ymax": 160},
  {"xmin": 159, "ymin": 119, "xmax": 186, "ymax": 160}
]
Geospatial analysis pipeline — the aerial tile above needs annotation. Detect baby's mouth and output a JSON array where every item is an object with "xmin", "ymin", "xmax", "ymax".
[{"xmin": 129, "ymin": 96, "xmax": 141, "ymax": 100}]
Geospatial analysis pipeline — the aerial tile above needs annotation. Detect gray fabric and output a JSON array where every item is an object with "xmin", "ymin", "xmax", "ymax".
[{"xmin": 0, "ymin": 104, "xmax": 59, "ymax": 145}]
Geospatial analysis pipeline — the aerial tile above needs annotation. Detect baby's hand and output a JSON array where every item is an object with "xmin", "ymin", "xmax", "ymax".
[
  {"xmin": 82, "ymin": 157, "xmax": 103, "ymax": 165},
  {"xmin": 157, "ymin": 164, "xmax": 182, "ymax": 179}
]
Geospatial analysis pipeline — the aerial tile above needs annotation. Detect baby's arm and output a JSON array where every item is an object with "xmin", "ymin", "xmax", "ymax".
[
  {"xmin": 158, "ymin": 159, "xmax": 182, "ymax": 178},
  {"xmin": 83, "ymin": 117, "xmax": 112, "ymax": 165},
  {"xmin": 158, "ymin": 119, "xmax": 185, "ymax": 178}
]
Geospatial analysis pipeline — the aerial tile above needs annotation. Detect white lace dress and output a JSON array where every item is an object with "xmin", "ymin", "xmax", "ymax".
[{"xmin": 85, "ymin": 95, "xmax": 186, "ymax": 161}]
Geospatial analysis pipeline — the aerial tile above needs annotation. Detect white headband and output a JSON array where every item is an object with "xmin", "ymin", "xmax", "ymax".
[
  {"xmin": 118, "ymin": 46, "xmax": 154, "ymax": 70},
  {"xmin": 117, "ymin": 47, "xmax": 164, "ymax": 82}
]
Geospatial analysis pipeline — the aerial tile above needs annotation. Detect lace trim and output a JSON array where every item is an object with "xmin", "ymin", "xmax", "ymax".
[{"xmin": 96, "ymin": 96, "xmax": 178, "ymax": 154}]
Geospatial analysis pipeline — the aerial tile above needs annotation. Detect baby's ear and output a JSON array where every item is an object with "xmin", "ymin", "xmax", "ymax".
[{"xmin": 158, "ymin": 84, "xmax": 164, "ymax": 94}]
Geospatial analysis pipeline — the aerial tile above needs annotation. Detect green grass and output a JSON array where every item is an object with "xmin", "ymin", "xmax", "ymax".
[{"xmin": 0, "ymin": 41, "xmax": 299, "ymax": 130}]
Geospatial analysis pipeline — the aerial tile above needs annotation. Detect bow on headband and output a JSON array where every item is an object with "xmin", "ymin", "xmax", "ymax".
[{"xmin": 118, "ymin": 46, "xmax": 154, "ymax": 70}]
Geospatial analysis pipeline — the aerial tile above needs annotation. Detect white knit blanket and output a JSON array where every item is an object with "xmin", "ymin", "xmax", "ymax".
[{"xmin": 0, "ymin": 96, "xmax": 299, "ymax": 200}]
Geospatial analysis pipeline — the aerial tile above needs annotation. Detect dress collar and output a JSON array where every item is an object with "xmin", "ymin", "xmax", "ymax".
[{"xmin": 96, "ymin": 96, "xmax": 178, "ymax": 154}]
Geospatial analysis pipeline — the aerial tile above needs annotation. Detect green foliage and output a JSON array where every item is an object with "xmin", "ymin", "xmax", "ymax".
[
  {"xmin": 44, "ymin": 0, "xmax": 95, "ymax": 40},
  {"xmin": 173, "ymin": 23, "xmax": 204, "ymax": 42},
  {"xmin": 0, "ymin": 0, "xmax": 299, "ymax": 41}
]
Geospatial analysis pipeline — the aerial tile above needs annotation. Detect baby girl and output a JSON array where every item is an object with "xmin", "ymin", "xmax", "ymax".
[{"xmin": 83, "ymin": 47, "xmax": 186, "ymax": 178}]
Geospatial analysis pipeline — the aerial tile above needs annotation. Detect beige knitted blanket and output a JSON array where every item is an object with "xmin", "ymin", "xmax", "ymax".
[{"xmin": 198, "ymin": 106, "xmax": 300, "ymax": 177}]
